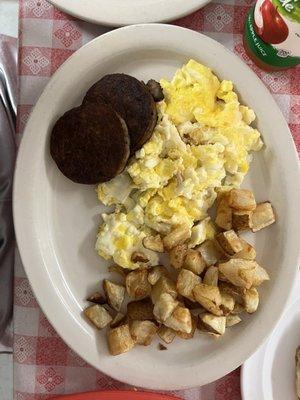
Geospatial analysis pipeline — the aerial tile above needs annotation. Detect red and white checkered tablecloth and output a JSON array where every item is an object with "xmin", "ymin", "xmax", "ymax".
[{"xmin": 14, "ymin": 0, "xmax": 300, "ymax": 399}]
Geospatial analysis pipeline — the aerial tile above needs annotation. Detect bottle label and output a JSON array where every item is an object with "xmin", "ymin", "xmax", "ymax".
[{"xmin": 244, "ymin": 0, "xmax": 300, "ymax": 68}]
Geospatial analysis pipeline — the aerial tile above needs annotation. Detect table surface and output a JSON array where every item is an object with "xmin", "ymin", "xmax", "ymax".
[{"xmin": 14, "ymin": 0, "xmax": 300, "ymax": 399}]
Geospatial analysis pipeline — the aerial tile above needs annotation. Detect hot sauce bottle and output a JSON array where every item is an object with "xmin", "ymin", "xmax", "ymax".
[{"xmin": 244, "ymin": 0, "xmax": 300, "ymax": 71}]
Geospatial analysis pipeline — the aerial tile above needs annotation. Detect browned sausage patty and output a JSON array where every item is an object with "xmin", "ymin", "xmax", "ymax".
[
  {"xmin": 84, "ymin": 74, "xmax": 157, "ymax": 154},
  {"xmin": 50, "ymin": 102, "xmax": 130, "ymax": 184}
]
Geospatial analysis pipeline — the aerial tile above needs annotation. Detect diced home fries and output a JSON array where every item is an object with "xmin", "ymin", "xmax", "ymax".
[
  {"xmin": 177, "ymin": 269, "xmax": 201, "ymax": 301},
  {"xmin": 198, "ymin": 240, "xmax": 226, "ymax": 266},
  {"xmin": 228, "ymin": 189, "xmax": 256, "ymax": 211},
  {"xmin": 153, "ymin": 293, "xmax": 179, "ymax": 322},
  {"xmin": 250, "ymin": 202, "xmax": 275, "ymax": 232},
  {"xmin": 147, "ymin": 265, "xmax": 168, "ymax": 285},
  {"xmin": 103, "ymin": 280, "xmax": 125, "ymax": 311},
  {"xmin": 158, "ymin": 325, "xmax": 176, "ymax": 344},
  {"xmin": 151, "ymin": 275, "xmax": 177, "ymax": 304},
  {"xmin": 164, "ymin": 306, "xmax": 192, "ymax": 333},
  {"xmin": 199, "ymin": 314, "xmax": 226, "ymax": 337},
  {"xmin": 184, "ymin": 248, "xmax": 206, "ymax": 274},
  {"xmin": 220, "ymin": 293, "xmax": 235, "ymax": 315},
  {"xmin": 215, "ymin": 192, "xmax": 232, "ymax": 231},
  {"xmin": 110, "ymin": 312, "xmax": 126, "ymax": 328},
  {"xmin": 232, "ymin": 210, "xmax": 252, "ymax": 231},
  {"xmin": 142, "ymin": 235, "xmax": 164, "ymax": 253},
  {"xmin": 203, "ymin": 266, "xmax": 219, "ymax": 286},
  {"xmin": 129, "ymin": 320, "xmax": 158, "ymax": 346},
  {"xmin": 218, "ymin": 259, "xmax": 269, "ymax": 289},
  {"xmin": 177, "ymin": 315, "xmax": 197, "ymax": 339},
  {"xmin": 232, "ymin": 237, "xmax": 256, "ymax": 260},
  {"xmin": 85, "ymin": 188, "xmax": 275, "ymax": 355},
  {"xmin": 163, "ymin": 225, "xmax": 191, "ymax": 251},
  {"xmin": 126, "ymin": 269, "xmax": 151, "ymax": 300},
  {"xmin": 84, "ymin": 305, "xmax": 112, "ymax": 329},
  {"xmin": 193, "ymin": 283, "xmax": 223, "ymax": 316},
  {"xmin": 107, "ymin": 324, "xmax": 135, "ymax": 355},
  {"xmin": 226, "ymin": 314, "xmax": 241, "ymax": 327},
  {"xmin": 169, "ymin": 243, "xmax": 188, "ymax": 270},
  {"xmin": 216, "ymin": 230, "xmax": 243, "ymax": 255},
  {"xmin": 127, "ymin": 299, "xmax": 154, "ymax": 321}
]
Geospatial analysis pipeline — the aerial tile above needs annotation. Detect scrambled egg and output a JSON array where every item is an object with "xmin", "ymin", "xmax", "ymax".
[
  {"xmin": 96, "ymin": 212, "xmax": 158, "ymax": 269},
  {"xmin": 95, "ymin": 59, "xmax": 263, "ymax": 269}
]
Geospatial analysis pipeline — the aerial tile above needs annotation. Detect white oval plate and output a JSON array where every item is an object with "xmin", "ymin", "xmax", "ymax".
[
  {"xmin": 13, "ymin": 24, "xmax": 300, "ymax": 390},
  {"xmin": 49, "ymin": 0, "xmax": 211, "ymax": 26},
  {"xmin": 241, "ymin": 280, "xmax": 300, "ymax": 400}
]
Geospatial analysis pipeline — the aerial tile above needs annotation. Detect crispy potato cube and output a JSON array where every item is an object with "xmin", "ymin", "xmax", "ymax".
[
  {"xmin": 143, "ymin": 235, "xmax": 164, "ymax": 252},
  {"xmin": 232, "ymin": 210, "xmax": 252, "ymax": 231},
  {"xmin": 103, "ymin": 280, "xmax": 125, "ymax": 311},
  {"xmin": 84, "ymin": 304, "xmax": 112, "ymax": 329},
  {"xmin": 110, "ymin": 312, "xmax": 126, "ymax": 328},
  {"xmin": 158, "ymin": 325, "xmax": 176, "ymax": 344},
  {"xmin": 153, "ymin": 293, "xmax": 179, "ymax": 322},
  {"xmin": 177, "ymin": 315, "xmax": 197, "ymax": 339},
  {"xmin": 107, "ymin": 324, "xmax": 135, "ymax": 355},
  {"xmin": 188, "ymin": 217, "xmax": 213, "ymax": 248},
  {"xmin": 215, "ymin": 192, "xmax": 232, "ymax": 230},
  {"xmin": 169, "ymin": 243, "xmax": 188, "ymax": 270},
  {"xmin": 193, "ymin": 283, "xmax": 222, "ymax": 316},
  {"xmin": 220, "ymin": 293, "xmax": 235, "ymax": 315},
  {"xmin": 148, "ymin": 265, "xmax": 169, "ymax": 285},
  {"xmin": 198, "ymin": 322, "xmax": 219, "ymax": 337},
  {"xmin": 199, "ymin": 313, "xmax": 226, "ymax": 336},
  {"xmin": 127, "ymin": 299, "xmax": 154, "ymax": 321},
  {"xmin": 151, "ymin": 276, "xmax": 177, "ymax": 304},
  {"xmin": 203, "ymin": 266, "xmax": 218, "ymax": 286},
  {"xmin": 231, "ymin": 303, "xmax": 245, "ymax": 315},
  {"xmin": 131, "ymin": 251, "xmax": 149, "ymax": 263},
  {"xmin": 244, "ymin": 287, "xmax": 259, "ymax": 313},
  {"xmin": 243, "ymin": 262, "xmax": 270, "ymax": 287},
  {"xmin": 216, "ymin": 230, "xmax": 243, "ymax": 255},
  {"xmin": 163, "ymin": 225, "xmax": 191, "ymax": 251},
  {"xmin": 232, "ymin": 237, "xmax": 256, "ymax": 260},
  {"xmin": 126, "ymin": 269, "xmax": 151, "ymax": 300},
  {"xmin": 218, "ymin": 259, "xmax": 269, "ymax": 289},
  {"xmin": 226, "ymin": 315, "xmax": 242, "ymax": 327},
  {"xmin": 198, "ymin": 240, "xmax": 226, "ymax": 266},
  {"xmin": 218, "ymin": 271, "xmax": 229, "ymax": 282},
  {"xmin": 165, "ymin": 306, "xmax": 192, "ymax": 333},
  {"xmin": 250, "ymin": 202, "xmax": 275, "ymax": 232},
  {"xmin": 176, "ymin": 269, "xmax": 201, "ymax": 301},
  {"xmin": 183, "ymin": 248, "xmax": 206, "ymax": 275},
  {"xmin": 228, "ymin": 189, "xmax": 256, "ymax": 211},
  {"xmin": 219, "ymin": 282, "xmax": 245, "ymax": 304},
  {"xmin": 86, "ymin": 292, "xmax": 106, "ymax": 305},
  {"xmin": 129, "ymin": 320, "xmax": 158, "ymax": 346}
]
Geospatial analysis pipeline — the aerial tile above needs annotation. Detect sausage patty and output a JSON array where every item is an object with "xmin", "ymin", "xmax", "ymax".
[
  {"xmin": 84, "ymin": 73, "xmax": 157, "ymax": 154},
  {"xmin": 50, "ymin": 101, "xmax": 130, "ymax": 184}
]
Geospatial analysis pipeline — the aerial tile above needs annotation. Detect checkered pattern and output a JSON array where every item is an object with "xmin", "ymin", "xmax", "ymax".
[{"xmin": 15, "ymin": 0, "xmax": 300, "ymax": 398}]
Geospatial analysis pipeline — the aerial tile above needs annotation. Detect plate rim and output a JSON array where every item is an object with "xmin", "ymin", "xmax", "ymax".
[
  {"xmin": 13, "ymin": 23, "xmax": 300, "ymax": 390},
  {"xmin": 48, "ymin": 0, "xmax": 211, "ymax": 26},
  {"xmin": 241, "ymin": 292, "xmax": 300, "ymax": 400},
  {"xmin": 240, "ymin": 330, "xmax": 269, "ymax": 399}
]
